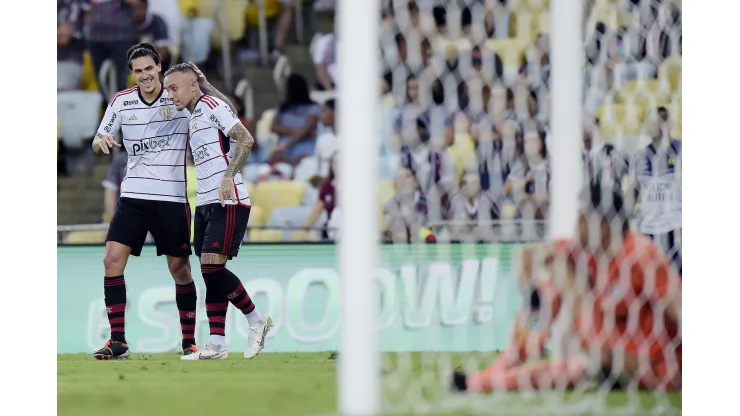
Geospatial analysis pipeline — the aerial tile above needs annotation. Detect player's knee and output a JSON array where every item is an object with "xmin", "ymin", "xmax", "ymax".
[
  {"xmin": 168, "ymin": 256, "xmax": 192, "ymax": 284},
  {"xmin": 103, "ymin": 251, "xmax": 126, "ymax": 274}
]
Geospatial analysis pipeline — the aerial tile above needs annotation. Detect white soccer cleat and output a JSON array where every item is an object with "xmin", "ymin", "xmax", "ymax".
[
  {"xmin": 198, "ymin": 344, "xmax": 229, "ymax": 360},
  {"xmin": 244, "ymin": 313, "xmax": 273, "ymax": 359},
  {"xmin": 180, "ymin": 345, "xmax": 202, "ymax": 361}
]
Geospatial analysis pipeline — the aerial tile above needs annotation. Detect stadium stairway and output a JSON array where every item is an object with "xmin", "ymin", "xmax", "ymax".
[{"xmin": 57, "ymin": 157, "xmax": 108, "ymax": 225}]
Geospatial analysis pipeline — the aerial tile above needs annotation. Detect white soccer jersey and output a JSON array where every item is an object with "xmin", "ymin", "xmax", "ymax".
[
  {"xmin": 629, "ymin": 140, "xmax": 682, "ymax": 234},
  {"xmin": 188, "ymin": 94, "xmax": 251, "ymax": 207},
  {"xmin": 97, "ymin": 86, "xmax": 189, "ymax": 203}
]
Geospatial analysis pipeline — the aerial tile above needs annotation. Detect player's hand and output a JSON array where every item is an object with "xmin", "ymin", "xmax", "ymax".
[
  {"xmin": 218, "ymin": 176, "xmax": 236, "ymax": 207},
  {"xmin": 93, "ymin": 134, "xmax": 121, "ymax": 155},
  {"xmin": 188, "ymin": 61, "xmax": 211, "ymax": 89}
]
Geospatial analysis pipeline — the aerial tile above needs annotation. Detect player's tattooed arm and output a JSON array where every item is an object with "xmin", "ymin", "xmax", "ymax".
[{"xmin": 218, "ymin": 123, "xmax": 255, "ymax": 206}]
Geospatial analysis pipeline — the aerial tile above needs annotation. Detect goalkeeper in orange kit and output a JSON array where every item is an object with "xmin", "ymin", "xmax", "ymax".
[{"xmin": 453, "ymin": 183, "xmax": 682, "ymax": 393}]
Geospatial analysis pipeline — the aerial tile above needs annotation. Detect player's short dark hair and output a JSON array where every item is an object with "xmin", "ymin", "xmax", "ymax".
[
  {"xmin": 127, "ymin": 42, "xmax": 160, "ymax": 70},
  {"xmin": 163, "ymin": 63, "xmax": 197, "ymax": 77}
]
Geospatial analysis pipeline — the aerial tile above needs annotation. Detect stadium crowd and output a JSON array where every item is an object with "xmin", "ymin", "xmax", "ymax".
[{"xmin": 58, "ymin": 0, "xmax": 682, "ymax": 253}]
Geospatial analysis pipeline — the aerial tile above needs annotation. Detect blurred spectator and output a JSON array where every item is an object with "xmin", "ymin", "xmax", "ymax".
[
  {"xmin": 393, "ymin": 75, "xmax": 454, "ymax": 150},
  {"xmin": 223, "ymin": 94, "xmax": 262, "ymax": 164},
  {"xmin": 382, "ymin": 167, "xmax": 429, "ymax": 244},
  {"xmin": 302, "ymin": 152, "xmax": 339, "ymax": 241},
  {"xmin": 583, "ymin": 121, "xmax": 629, "ymax": 189},
  {"xmin": 88, "ymin": 0, "xmax": 140, "ymax": 96},
  {"xmin": 147, "ymin": 0, "xmax": 184, "ymax": 48},
  {"xmin": 272, "ymin": 0, "xmax": 297, "ymax": 58},
  {"xmin": 57, "ymin": 0, "xmax": 89, "ymax": 91},
  {"xmin": 312, "ymin": 26, "xmax": 338, "ymax": 91},
  {"xmin": 132, "ymin": 0, "xmax": 172, "ymax": 71},
  {"xmin": 628, "ymin": 106, "xmax": 682, "ymax": 274},
  {"xmin": 450, "ymin": 171, "xmax": 497, "ymax": 242},
  {"xmin": 269, "ymin": 74, "xmax": 321, "ymax": 166},
  {"xmin": 506, "ymin": 127, "xmax": 550, "ymax": 221},
  {"xmin": 58, "ymin": 118, "xmax": 69, "ymax": 176},
  {"xmin": 520, "ymin": 34, "xmax": 551, "ymax": 91},
  {"xmin": 101, "ymin": 146, "xmax": 128, "ymax": 223},
  {"xmin": 314, "ymin": 99, "xmax": 339, "ymax": 180},
  {"xmin": 180, "ymin": 0, "xmax": 213, "ymax": 65},
  {"xmin": 469, "ymin": 45, "xmax": 504, "ymax": 85},
  {"xmin": 526, "ymin": 88, "xmax": 549, "ymax": 132}
]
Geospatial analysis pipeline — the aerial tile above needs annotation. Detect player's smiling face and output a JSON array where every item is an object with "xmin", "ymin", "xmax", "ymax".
[
  {"xmin": 130, "ymin": 56, "xmax": 162, "ymax": 95},
  {"xmin": 164, "ymin": 72, "xmax": 194, "ymax": 111}
]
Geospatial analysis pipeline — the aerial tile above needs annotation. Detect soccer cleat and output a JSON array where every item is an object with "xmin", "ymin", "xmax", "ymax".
[
  {"xmin": 93, "ymin": 340, "xmax": 131, "ymax": 360},
  {"xmin": 450, "ymin": 371, "xmax": 468, "ymax": 392},
  {"xmin": 244, "ymin": 313, "xmax": 273, "ymax": 359},
  {"xmin": 180, "ymin": 345, "xmax": 201, "ymax": 361},
  {"xmin": 329, "ymin": 351, "xmax": 339, "ymax": 360},
  {"xmin": 198, "ymin": 344, "xmax": 229, "ymax": 360}
]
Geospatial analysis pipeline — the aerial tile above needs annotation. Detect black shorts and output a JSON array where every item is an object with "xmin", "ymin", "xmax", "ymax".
[
  {"xmin": 106, "ymin": 197, "xmax": 192, "ymax": 257},
  {"xmin": 194, "ymin": 204, "xmax": 250, "ymax": 259}
]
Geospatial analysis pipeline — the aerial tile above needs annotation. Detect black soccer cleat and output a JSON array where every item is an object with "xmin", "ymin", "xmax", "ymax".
[
  {"xmin": 329, "ymin": 350, "xmax": 339, "ymax": 360},
  {"xmin": 93, "ymin": 340, "xmax": 131, "ymax": 360},
  {"xmin": 451, "ymin": 371, "xmax": 468, "ymax": 392}
]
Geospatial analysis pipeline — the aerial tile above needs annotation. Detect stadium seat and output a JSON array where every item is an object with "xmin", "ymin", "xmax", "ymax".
[
  {"xmin": 249, "ymin": 229, "xmax": 284, "ymax": 243},
  {"xmin": 245, "ymin": 0, "xmax": 280, "ymax": 27},
  {"xmin": 211, "ymin": 0, "xmax": 249, "ymax": 50},
  {"xmin": 252, "ymin": 180, "xmax": 306, "ymax": 220},
  {"xmin": 246, "ymin": 182, "xmax": 256, "ymax": 201},
  {"xmin": 249, "ymin": 205, "xmax": 266, "ymax": 227},
  {"xmin": 659, "ymin": 57, "xmax": 682, "ymax": 93},
  {"xmin": 448, "ymin": 134, "xmax": 476, "ymax": 179},
  {"xmin": 65, "ymin": 230, "xmax": 106, "ymax": 244},
  {"xmin": 294, "ymin": 156, "xmax": 319, "ymax": 183},
  {"xmin": 267, "ymin": 206, "xmax": 313, "ymax": 240},
  {"xmin": 511, "ymin": 0, "xmax": 550, "ymax": 12},
  {"xmin": 596, "ymin": 103, "xmax": 646, "ymax": 127},
  {"xmin": 57, "ymin": 91, "xmax": 104, "ymax": 149},
  {"xmin": 80, "ymin": 51, "xmax": 100, "ymax": 92},
  {"xmin": 590, "ymin": 3, "xmax": 634, "ymax": 30},
  {"xmin": 514, "ymin": 12, "xmax": 548, "ymax": 43},
  {"xmin": 484, "ymin": 38, "xmax": 525, "ymax": 69},
  {"xmin": 378, "ymin": 180, "xmax": 395, "ymax": 213},
  {"xmin": 256, "ymin": 109, "xmax": 277, "ymax": 149}
]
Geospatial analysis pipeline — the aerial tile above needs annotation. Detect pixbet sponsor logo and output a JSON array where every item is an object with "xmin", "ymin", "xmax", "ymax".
[
  {"xmin": 131, "ymin": 136, "xmax": 173, "ymax": 156},
  {"xmin": 123, "ymin": 100, "xmax": 139, "ymax": 106}
]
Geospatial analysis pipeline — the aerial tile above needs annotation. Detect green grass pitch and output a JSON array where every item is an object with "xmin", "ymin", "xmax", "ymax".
[{"xmin": 58, "ymin": 353, "xmax": 681, "ymax": 416}]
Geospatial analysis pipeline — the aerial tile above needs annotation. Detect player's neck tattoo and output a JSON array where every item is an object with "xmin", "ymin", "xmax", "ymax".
[{"xmin": 187, "ymin": 93, "xmax": 203, "ymax": 113}]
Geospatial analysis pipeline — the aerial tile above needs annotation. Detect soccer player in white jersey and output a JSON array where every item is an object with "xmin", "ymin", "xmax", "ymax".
[
  {"xmin": 163, "ymin": 63, "xmax": 273, "ymax": 360},
  {"xmin": 628, "ymin": 107, "xmax": 682, "ymax": 275},
  {"xmin": 90, "ymin": 43, "xmax": 236, "ymax": 360}
]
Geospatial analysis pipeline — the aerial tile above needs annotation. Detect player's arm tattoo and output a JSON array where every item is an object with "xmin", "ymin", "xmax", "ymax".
[
  {"xmin": 200, "ymin": 84, "xmax": 238, "ymax": 115},
  {"xmin": 224, "ymin": 123, "xmax": 255, "ymax": 178}
]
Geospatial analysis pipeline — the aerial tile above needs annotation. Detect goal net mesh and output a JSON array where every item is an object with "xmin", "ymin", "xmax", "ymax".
[{"xmin": 375, "ymin": 0, "xmax": 681, "ymax": 414}]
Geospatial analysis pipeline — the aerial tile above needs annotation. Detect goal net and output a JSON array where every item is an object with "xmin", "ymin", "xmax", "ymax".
[{"xmin": 369, "ymin": 0, "xmax": 682, "ymax": 414}]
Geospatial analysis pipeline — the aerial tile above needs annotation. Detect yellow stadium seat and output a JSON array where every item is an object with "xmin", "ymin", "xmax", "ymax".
[
  {"xmin": 514, "ymin": 12, "xmax": 549, "ymax": 43},
  {"xmin": 250, "ymin": 229, "xmax": 284, "ymax": 242},
  {"xmin": 485, "ymin": 38, "xmax": 526, "ymax": 69},
  {"xmin": 512, "ymin": 0, "xmax": 550, "ymax": 12},
  {"xmin": 80, "ymin": 51, "xmax": 100, "ymax": 92},
  {"xmin": 246, "ymin": 0, "xmax": 281, "ymax": 27},
  {"xmin": 659, "ymin": 57, "xmax": 682, "ymax": 93},
  {"xmin": 211, "ymin": 0, "xmax": 248, "ymax": 49},
  {"xmin": 596, "ymin": 103, "xmax": 646, "ymax": 126},
  {"xmin": 246, "ymin": 182, "xmax": 256, "ymax": 200},
  {"xmin": 449, "ymin": 134, "xmax": 476, "ymax": 178},
  {"xmin": 249, "ymin": 205, "xmax": 266, "ymax": 227},
  {"xmin": 600, "ymin": 120, "xmax": 642, "ymax": 141},
  {"xmin": 591, "ymin": 4, "xmax": 634, "ymax": 30},
  {"xmin": 290, "ymin": 230, "xmax": 310, "ymax": 242},
  {"xmin": 179, "ymin": 0, "xmax": 198, "ymax": 15},
  {"xmin": 378, "ymin": 180, "xmax": 395, "ymax": 212},
  {"xmin": 252, "ymin": 180, "xmax": 306, "ymax": 220},
  {"xmin": 66, "ymin": 230, "xmax": 107, "ymax": 244},
  {"xmin": 257, "ymin": 110, "xmax": 278, "ymax": 148}
]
